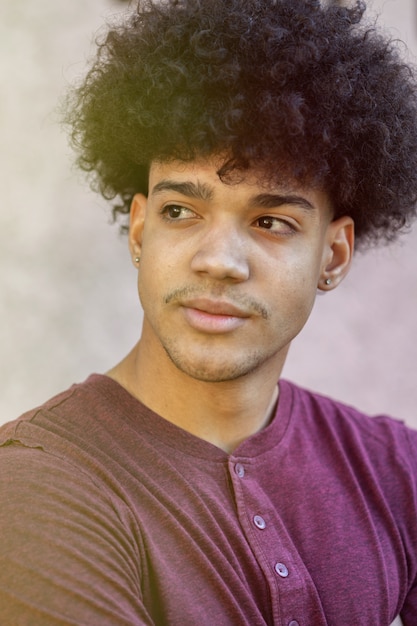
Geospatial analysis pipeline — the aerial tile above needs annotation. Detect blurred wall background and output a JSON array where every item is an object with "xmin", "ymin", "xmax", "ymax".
[{"xmin": 1, "ymin": 0, "xmax": 416, "ymax": 426}]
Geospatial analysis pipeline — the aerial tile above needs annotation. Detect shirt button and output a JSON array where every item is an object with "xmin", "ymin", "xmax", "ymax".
[
  {"xmin": 274, "ymin": 562, "xmax": 289, "ymax": 577},
  {"xmin": 235, "ymin": 463, "xmax": 245, "ymax": 478},
  {"xmin": 288, "ymin": 621, "xmax": 299, "ymax": 626},
  {"xmin": 253, "ymin": 515, "xmax": 266, "ymax": 529}
]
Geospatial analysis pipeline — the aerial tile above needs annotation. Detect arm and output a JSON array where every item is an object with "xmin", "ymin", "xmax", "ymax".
[{"xmin": 0, "ymin": 444, "xmax": 154, "ymax": 626}]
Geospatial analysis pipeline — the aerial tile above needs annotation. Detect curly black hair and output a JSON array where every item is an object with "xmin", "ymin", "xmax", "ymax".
[{"xmin": 65, "ymin": 0, "xmax": 417, "ymax": 246}]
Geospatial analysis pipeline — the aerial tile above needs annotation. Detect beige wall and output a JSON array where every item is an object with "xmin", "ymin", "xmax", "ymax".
[{"xmin": 1, "ymin": 0, "xmax": 417, "ymax": 426}]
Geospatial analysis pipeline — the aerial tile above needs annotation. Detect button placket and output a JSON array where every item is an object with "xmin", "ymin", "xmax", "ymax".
[{"xmin": 227, "ymin": 458, "xmax": 328, "ymax": 625}]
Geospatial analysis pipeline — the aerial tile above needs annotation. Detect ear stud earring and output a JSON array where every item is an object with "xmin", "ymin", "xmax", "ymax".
[
  {"xmin": 324, "ymin": 278, "xmax": 332, "ymax": 286},
  {"xmin": 135, "ymin": 256, "xmax": 141, "ymax": 264}
]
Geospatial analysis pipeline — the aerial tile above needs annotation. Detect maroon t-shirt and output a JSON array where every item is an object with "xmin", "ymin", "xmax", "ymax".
[{"xmin": 0, "ymin": 374, "xmax": 416, "ymax": 625}]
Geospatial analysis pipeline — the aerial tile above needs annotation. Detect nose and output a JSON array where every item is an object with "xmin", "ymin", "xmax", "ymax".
[{"xmin": 190, "ymin": 222, "xmax": 250, "ymax": 282}]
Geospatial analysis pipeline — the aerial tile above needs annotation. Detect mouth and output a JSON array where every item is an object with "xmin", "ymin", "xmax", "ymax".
[{"xmin": 180, "ymin": 298, "xmax": 251, "ymax": 334}]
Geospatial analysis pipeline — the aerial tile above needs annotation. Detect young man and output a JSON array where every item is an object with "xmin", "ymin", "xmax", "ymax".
[{"xmin": 1, "ymin": 0, "xmax": 417, "ymax": 624}]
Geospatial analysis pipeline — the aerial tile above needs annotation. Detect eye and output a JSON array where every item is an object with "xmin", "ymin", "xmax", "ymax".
[
  {"xmin": 161, "ymin": 204, "xmax": 197, "ymax": 220},
  {"xmin": 255, "ymin": 216, "xmax": 296, "ymax": 234}
]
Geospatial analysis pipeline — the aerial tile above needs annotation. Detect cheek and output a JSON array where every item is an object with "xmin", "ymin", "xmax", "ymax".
[
  {"xmin": 267, "ymin": 255, "xmax": 321, "ymax": 322},
  {"xmin": 137, "ymin": 253, "xmax": 157, "ymax": 312},
  {"xmin": 280, "ymin": 246, "xmax": 322, "ymax": 287},
  {"xmin": 137, "ymin": 252, "xmax": 176, "ymax": 314}
]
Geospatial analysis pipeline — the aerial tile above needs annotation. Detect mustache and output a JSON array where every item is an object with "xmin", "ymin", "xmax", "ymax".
[{"xmin": 164, "ymin": 286, "xmax": 270, "ymax": 319}]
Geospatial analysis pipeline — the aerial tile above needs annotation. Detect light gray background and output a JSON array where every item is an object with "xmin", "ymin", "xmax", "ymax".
[{"xmin": 1, "ymin": 0, "xmax": 416, "ymax": 427}]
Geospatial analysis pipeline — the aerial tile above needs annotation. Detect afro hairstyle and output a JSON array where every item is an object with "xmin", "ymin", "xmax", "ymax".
[{"xmin": 65, "ymin": 0, "xmax": 417, "ymax": 246}]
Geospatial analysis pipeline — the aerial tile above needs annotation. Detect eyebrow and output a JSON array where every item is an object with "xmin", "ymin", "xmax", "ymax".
[
  {"xmin": 249, "ymin": 193, "xmax": 315, "ymax": 212},
  {"xmin": 151, "ymin": 179, "xmax": 214, "ymax": 202},
  {"xmin": 151, "ymin": 179, "xmax": 315, "ymax": 212}
]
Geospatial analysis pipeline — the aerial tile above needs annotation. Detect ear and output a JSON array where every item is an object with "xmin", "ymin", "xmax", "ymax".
[
  {"xmin": 318, "ymin": 216, "xmax": 354, "ymax": 291},
  {"xmin": 129, "ymin": 193, "xmax": 148, "ymax": 268}
]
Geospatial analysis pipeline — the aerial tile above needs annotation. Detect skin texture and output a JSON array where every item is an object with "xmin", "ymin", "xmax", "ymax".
[{"xmin": 108, "ymin": 156, "xmax": 354, "ymax": 452}]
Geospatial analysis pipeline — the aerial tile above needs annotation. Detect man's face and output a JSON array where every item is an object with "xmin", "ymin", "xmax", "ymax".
[{"xmin": 130, "ymin": 156, "xmax": 353, "ymax": 383}]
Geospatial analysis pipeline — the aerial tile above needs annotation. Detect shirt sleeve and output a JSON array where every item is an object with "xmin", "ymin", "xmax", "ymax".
[
  {"xmin": 401, "ymin": 585, "xmax": 417, "ymax": 626},
  {"xmin": 0, "ymin": 443, "xmax": 154, "ymax": 626},
  {"xmin": 398, "ymin": 426, "xmax": 417, "ymax": 626}
]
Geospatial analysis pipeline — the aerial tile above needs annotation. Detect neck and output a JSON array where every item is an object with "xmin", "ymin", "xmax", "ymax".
[{"xmin": 108, "ymin": 336, "xmax": 286, "ymax": 454}]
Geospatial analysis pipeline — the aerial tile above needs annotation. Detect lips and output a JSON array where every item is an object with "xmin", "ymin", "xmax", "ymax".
[
  {"xmin": 180, "ymin": 298, "xmax": 251, "ymax": 333},
  {"xmin": 181, "ymin": 298, "xmax": 251, "ymax": 318}
]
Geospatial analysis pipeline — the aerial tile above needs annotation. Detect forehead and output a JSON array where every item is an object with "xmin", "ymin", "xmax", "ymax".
[
  {"xmin": 149, "ymin": 156, "xmax": 289, "ymax": 190},
  {"xmin": 148, "ymin": 157, "xmax": 333, "ymax": 216}
]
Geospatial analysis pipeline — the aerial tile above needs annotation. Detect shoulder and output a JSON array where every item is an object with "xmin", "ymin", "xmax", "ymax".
[
  {"xmin": 283, "ymin": 378, "xmax": 416, "ymax": 439},
  {"xmin": 0, "ymin": 374, "xmax": 142, "ymax": 513},
  {"xmin": 0, "ymin": 375, "xmax": 143, "ymax": 588},
  {"xmin": 280, "ymin": 379, "xmax": 417, "ymax": 478},
  {"xmin": 0, "ymin": 373, "xmax": 135, "ymax": 500},
  {"xmin": 0, "ymin": 373, "xmax": 130, "ymax": 449},
  {"xmin": 0, "ymin": 403, "xmax": 146, "ymax": 623}
]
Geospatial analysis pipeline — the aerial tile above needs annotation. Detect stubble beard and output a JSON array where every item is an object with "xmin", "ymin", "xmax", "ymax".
[
  {"xmin": 141, "ymin": 284, "xmax": 286, "ymax": 383},
  {"xmin": 161, "ymin": 338, "xmax": 276, "ymax": 383}
]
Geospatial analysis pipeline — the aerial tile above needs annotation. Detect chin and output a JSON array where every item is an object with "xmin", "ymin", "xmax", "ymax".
[{"xmin": 164, "ymin": 347, "xmax": 269, "ymax": 383}]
